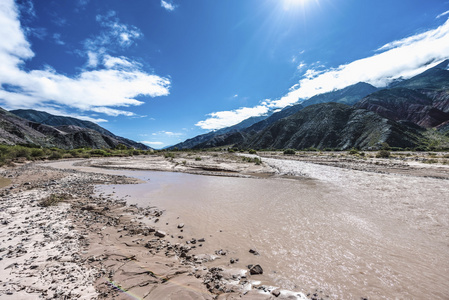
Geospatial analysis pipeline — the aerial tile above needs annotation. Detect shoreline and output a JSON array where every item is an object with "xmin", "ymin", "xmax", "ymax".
[
  {"xmin": 0, "ymin": 157, "xmax": 310, "ymax": 299},
  {"xmin": 1, "ymin": 152, "xmax": 449, "ymax": 299}
]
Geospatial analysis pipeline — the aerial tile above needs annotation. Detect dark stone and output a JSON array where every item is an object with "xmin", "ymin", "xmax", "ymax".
[
  {"xmin": 154, "ymin": 230, "xmax": 166, "ymax": 238},
  {"xmin": 249, "ymin": 264, "xmax": 263, "ymax": 275},
  {"xmin": 249, "ymin": 248, "xmax": 259, "ymax": 255}
]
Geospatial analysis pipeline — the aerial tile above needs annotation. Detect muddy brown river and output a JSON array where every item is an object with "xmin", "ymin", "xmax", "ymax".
[{"xmin": 47, "ymin": 159, "xmax": 449, "ymax": 299}]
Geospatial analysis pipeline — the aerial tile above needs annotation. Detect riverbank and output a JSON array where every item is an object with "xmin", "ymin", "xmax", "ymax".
[
  {"xmin": 0, "ymin": 158, "xmax": 308, "ymax": 299},
  {"xmin": 1, "ymin": 152, "xmax": 449, "ymax": 299}
]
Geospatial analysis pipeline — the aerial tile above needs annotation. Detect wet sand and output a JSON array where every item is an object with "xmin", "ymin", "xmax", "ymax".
[{"xmin": 1, "ymin": 153, "xmax": 449, "ymax": 299}]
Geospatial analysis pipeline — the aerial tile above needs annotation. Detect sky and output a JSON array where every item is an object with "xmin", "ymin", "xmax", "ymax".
[{"xmin": 1, "ymin": 0, "xmax": 449, "ymax": 148}]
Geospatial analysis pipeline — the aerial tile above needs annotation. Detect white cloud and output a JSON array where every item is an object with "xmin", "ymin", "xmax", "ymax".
[
  {"xmin": 195, "ymin": 105, "xmax": 270, "ymax": 130},
  {"xmin": 153, "ymin": 131, "xmax": 183, "ymax": 136},
  {"xmin": 0, "ymin": 0, "xmax": 170, "ymax": 120},
  {"xmin": 90, "ymin": 11, "xmax": 142, "ymax": 50},
  {"xmin": 90, "ymin": 107, "xmax": 135, "ymax": 117},
  {"xmin": 103, "ymin": 55, "xmax": 137, "ymax": 69},
  {"xmin": 196, "ymin": 18, "xmax": 449, "ymax": 130},
  {"xmin": 141, "ymin": 141, "xmax": 164, "ymax": 146},
  {"xmin": 161, "ymin": 0, "xmax": 176, "ymax": 11},
  {"xmin": 437, "ymin": 10, "xmax": 449, "ymax": 19}
]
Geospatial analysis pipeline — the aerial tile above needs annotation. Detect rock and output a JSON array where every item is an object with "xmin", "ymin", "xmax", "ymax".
[
  {"xmin": 249, "ymin": 264, "xmax": 263, "ymax": 275},
  {"xmin": 272, "ymin": 289, "xmax": 281, "ymax": 297},
  {"xmin": 177, "ymin": 223, "xmax": 184, "ymax": 229},
  {"xmin": 154, "ymin": 230, "xmax": 166, "ymax": 238},
  {"xmin": 198, "ymin": 238, "xmax": 205, "ymax": 242},
  {"xmin": 249, "ymin": 248, "xmax": 259, "ymax": 255}
]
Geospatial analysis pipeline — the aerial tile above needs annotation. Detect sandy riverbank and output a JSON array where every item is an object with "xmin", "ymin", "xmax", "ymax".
[
  {"xmin": 1, "ymin": 152, "xmax": 449, "ymax": 299},
  {"xmin": 0, "ymin": 156, "xmax": 307, "ymax": 300}
]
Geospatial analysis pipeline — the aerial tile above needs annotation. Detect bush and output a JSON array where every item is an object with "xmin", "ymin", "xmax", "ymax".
[
  {"xmin": 195, "ymin": 157, "xmax": 202, "ymax": 161},
  {"xmin": 376, "ymin": 150, "xmax": 391, "ymax": 158},
  {"xmin": 348, "ymin": 148, "xmax": 359, "ymax": 155},
  {"xmin": 164, "ymin": 152, "xmax": 175, "ymax": 159},
  {"xmin": 90, "ymin": 149, "xmax": 108, "ymax": 156},
  {"xmin": 248, "ymin": 149, "xmax": 257, "ymax": 154},
  {"xmin": 283, "ymin": 149, "xmax": 296, "ymax": 155},
  {"xmin": 13, "ymin": 146, "xmax": 31, "ymax": 159},
  {"xmin": 30, "ymin": 148, "xmax": 45, "ymax": 158},
  {"xmin": 39, "ymin": 193, "xmax": 72, "ymax": 207},
  {"xmin": 115, "ymin": 143, "xmax": 128, "ymax": 150},
  {"xmin": 48, "ymin": 151, "xmax": 63, "ymax": 160}
]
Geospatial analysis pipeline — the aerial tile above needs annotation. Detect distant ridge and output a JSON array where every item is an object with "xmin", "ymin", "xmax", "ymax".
[
  {"xmin": 0, "ymin": 108, "xmax": 149, "ymax": 150},
  {"xmin": 11, "ymin": 109, "xmax": 148, "ymax": 150}
]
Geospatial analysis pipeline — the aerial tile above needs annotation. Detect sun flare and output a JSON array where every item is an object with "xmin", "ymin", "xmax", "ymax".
[{"xmin": 283, "ymin": 0, "xmax": 309, "ymax": 10}]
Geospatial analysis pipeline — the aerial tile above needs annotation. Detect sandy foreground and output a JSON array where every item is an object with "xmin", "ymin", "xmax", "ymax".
[{"xmin": 1, "ymin": 152, "xmax": 448, "ymax": 299}]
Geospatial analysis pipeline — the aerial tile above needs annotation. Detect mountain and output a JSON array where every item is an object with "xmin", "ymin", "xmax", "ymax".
[
  {"xmin": 0, "ymin": 107, "xmax": 148, "ymax": 150},
  {"xmin": 355, "ymin": 61, "xmax": 449, "ymax": 130},
  {"xmin": 170, "ymin": 112, "xmax": 273, "ymax": 149},
  {"xmin": 196, "ymin": 103, "xmax": 424, "ymax": 150},
  {"xmin": 10, "ymin": 109, "xmax": 148, "ymax": 149},
  {"xmin": 300, "ymin": 82, "xmax": 378, "ymax": 107},
  {"xmin": 355, "ymin": 88, "xmax": 449, "ymax": 128},
  {"xmin": 392, "ymin": 60, "xmax": 449, "ymax": 91},
  {"xmin": 174, "ymin": 82, "xmax": 378, "ymax": 149}
]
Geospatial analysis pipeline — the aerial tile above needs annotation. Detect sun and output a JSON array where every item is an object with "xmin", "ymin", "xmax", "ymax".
[{"xmin": 283, "ymin": 0, "xmax": 309, "ymax": 10}]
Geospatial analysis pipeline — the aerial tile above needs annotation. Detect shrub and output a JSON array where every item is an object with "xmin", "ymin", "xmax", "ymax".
[
  {"xmin": 30, "ymin": 148, "xmax": 45, "ymax": 158},
  {"xmin": 164, "ymin": 152, "xmax": 175, "ymax": 159},
  {"xmin": 195, "ymin": 157, "xmax": 202, "ymax": 161},
  {"xmin": 376, "ymin": 150, "xmax": 391, "ymax": 158},
  {"xmin": 13, "ymin": 146, "xmax": 31, "ymax": 159},
  {"xmin": 48, "ymin": 151, "xmax": 63, "ymax": 160},
  {"xmin": 248, "ymin": 149, "xmax": 257, "ymax": 154},
  {"xmin": 283, "ymin": 149, "xmax": 296, "ymax": 155},
  {"xmin": 90, "ymin": 149, "xmax": 108, "ymax": 156},
  {"xmin": 348, "ymin": 148, "xmax": 359, "ymax": 155},
  {"xmin": 39, "ymin": 193, "xmax": 72, "ymax": 207},
  {"xmin": 115, "ymin": 143, "xmax": 128, "ymax": 150}
]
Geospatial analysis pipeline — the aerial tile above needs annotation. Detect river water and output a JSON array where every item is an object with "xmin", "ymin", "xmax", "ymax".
[
  {"xmin": 46, "ymin": 159, "xmax": 449, "ymax": 299},
  {"xmin": 93, "ymin": 164, "xmax": 449, "ymax": 300}
]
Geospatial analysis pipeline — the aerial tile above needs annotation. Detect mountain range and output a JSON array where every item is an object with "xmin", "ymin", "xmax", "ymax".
[
  {"xmin": 171, "ymin": 60, "xmax": 449, "ymax": 150},
  {"xmin": 0, "ymin": 108, "xmax": 148, "ymax": 150},
  {"xmin": 1, "ymin": 60, "xmax": 448, "ymax": 152}
]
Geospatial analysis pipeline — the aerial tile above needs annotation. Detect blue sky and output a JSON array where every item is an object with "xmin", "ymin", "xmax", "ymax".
[{"xmin": 1, "ymin": 0, "xmax": 449, "ymax": 148}]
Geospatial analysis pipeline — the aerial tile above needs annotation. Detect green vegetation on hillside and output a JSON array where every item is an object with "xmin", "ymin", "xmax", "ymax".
[{"xmin": 0, "ymin": 144, "xmax": 154, "ymax": 166}]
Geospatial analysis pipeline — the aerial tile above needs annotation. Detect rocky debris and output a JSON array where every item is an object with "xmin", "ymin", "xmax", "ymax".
[
  {"xmin": 154, "ymin": 230, "xmax": 166, "ymax": 238},
  {"xmin": 215, "ymin": 249, "xmax": 227, "ymax": 256},
  {"xmin": 249, "ymin": 248, "xmax": 260, "ymax": 255},
  {"xmin": 248, "ymin": 264, "xmax": 263, "ymax": 275},
  {"xmin": 177, "ymin": 223, "xmax": 184, "ymax": 228}
]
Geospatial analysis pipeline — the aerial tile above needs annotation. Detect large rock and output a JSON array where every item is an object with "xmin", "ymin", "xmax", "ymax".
[{"xmin": 249, "ymin": 264, "xmax": 263, "ymax": 275}]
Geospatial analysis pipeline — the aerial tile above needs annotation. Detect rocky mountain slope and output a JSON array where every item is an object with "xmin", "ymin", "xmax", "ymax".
[
  {"xmin": 0, "ymin": 107, "xmax": 148, "ymax": 150},
  {"xmin": 197, "ymin": 103, "xmax": 424, "ymax": 150},
  {"xmin": 11, "ymin": 109, "xmax": 148, "ymax": 149},
  {"xmin": 300, "ymin": 82, "xmax": 378, "ymax": 107},
  {"xmin": 172, "ymin": 82, "xmax": 377, "ymax": 149},
  {"xmin": 175, "ymin": 61, "xmax": 449, "ymax": 150},
  {"xmin": 171, "ymin": 113, "xmax": 273, "ymax": 149},
  {"xmin": 355, "ymin": 60, "xmax": 449, "ymax": 131}
]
